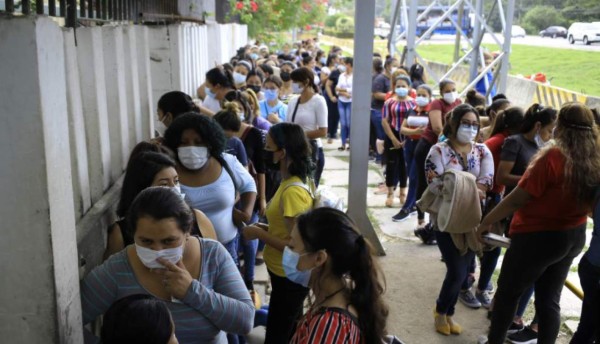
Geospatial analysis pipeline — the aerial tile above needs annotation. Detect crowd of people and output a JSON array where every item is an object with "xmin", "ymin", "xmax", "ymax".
[{"xmin": 79, "ymin": 37, "xmax": 600, "ymax": 344}]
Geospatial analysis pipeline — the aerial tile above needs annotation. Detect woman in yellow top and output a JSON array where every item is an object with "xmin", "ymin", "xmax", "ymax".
[{"xmin": 243, "ymin": 122, "xmax": 314, "ymax": 343}]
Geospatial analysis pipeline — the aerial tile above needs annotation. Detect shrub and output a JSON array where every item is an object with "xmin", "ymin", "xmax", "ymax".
[
  {"xmin": 325, "ymin": 13, "xmax": 344, "ymax": 28},
  {"xmin": 521, "ymin": 5, "xmax": 567, "ymax": 33},
  {"xmin": 335, "ymin": 16, "xmax": 355, "ymax": 33}
]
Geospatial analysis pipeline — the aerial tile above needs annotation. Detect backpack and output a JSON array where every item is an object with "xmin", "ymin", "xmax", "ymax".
[{"xmin": 282, "ymin": 180, "xmax": 344, "ymax": 211}]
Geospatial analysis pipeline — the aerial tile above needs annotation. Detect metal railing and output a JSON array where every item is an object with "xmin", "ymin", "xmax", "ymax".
[{"xmin": 0, "ymin": 0, "xmax": 203, "ymax": 27}]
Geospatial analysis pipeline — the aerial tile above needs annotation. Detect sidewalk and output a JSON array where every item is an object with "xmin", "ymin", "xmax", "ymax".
[{"xmin": 247, "ymin": 139, "xmax": 580, "ymax": 343}]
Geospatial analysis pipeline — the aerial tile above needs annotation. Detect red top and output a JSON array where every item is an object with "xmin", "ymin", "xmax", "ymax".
[
  {"xmin": 383, "ymin": 98, "xmax": 417, "ymax": 132},
  {"xmin": 484, "ymin": 131, "xmax": 509, "ymax": 194},
  {"xmin": 509, "ymin": 148, "xmax": 589, "ymax": 235},
  {"xmin": 290, "ymin": 307, "xmax": 361, "ymax": 344},
  {"xmin": 422, "ymin": 98, "xmax": 462, "ymax": 144}
]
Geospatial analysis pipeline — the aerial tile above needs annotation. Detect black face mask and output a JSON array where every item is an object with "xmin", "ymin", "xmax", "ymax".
[
  {"xmin": 247, "ymin": 85, "xmax": 261, "ymax": 94},
  {"xmin": 263, "ymin": 150, "xmax": 281, "ymax": 170},
  {"xmin": 280, "ymin": 72, "xmax": 291, "ymax": 82}
]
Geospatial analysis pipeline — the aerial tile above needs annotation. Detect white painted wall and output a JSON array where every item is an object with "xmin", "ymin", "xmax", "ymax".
[{"xmin": 0, "ymin": 17, "xmax": 83, "ymax": 343}]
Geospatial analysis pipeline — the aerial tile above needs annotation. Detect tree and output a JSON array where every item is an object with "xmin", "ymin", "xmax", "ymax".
[
  {"xmin": 521, "ymin": 5, "xmax": 567, "ymax": 34},
  {"xmin": 230, "ymin": 0, "xmax": 327, "ymax": 40}
]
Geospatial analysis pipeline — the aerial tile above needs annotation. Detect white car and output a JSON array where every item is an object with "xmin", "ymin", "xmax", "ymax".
[
  {"xmin": 510, "ymin": 25, "xmax": 526, "ymax": 38},
  {"xmin": 568, "ymin": 22, "xmax": 600, "ymax": 45}
]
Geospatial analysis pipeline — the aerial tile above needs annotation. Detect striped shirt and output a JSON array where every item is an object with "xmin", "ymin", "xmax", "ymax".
[
  {"xmin": 81, "ymin": 238, "xmax": 254, "ymax": 344},
  {"xmin": 290, "ymin": 307, "xmax": 361, "ymax": 344},
  {"xmin": 382, "ymin": 98, "xmax": 416, "ymax": 132}
]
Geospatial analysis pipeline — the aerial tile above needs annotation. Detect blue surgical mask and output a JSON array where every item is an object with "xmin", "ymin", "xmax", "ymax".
[
  {"xmin": 233, "ymin": 71, "xmax": 246, "ymax": 85},
  {"xmin": 338, "ymin": 65, "xmax": 347, "ymax": 73},
  {"xmin": 264, "ymin": 89, "xmax": 278, "ymax": 102},
  {"xmin": 320, "ymin": 57, "xmax": 327, "ymax": 65},
  {"xmin": 250, "ymin": 53, "xmax": 259, "ymax": 60},
  {"xmin": 395, "ymin": 87, "xmax": 409, "ymax": 97},
  {"xmin": 456, "ymin": 125, "xmax": 478, "ymax": 143},
  {"xmin": 282, "ymin": 246, "xmax": 313, "ymax": 287},
  {"xmin": 205, "ymin": 86, "xmax": 216, "ymax": 99}
]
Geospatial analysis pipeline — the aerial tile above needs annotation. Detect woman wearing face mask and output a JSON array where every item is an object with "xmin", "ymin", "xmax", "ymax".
[
  {"xmin": 287, "ymin": 208, "xmax": 389, "ymax": 344},
  {"xmin": 163, "ymin": 113, "xmax": 257, "ymax": 263},
  {"xmin": 425, "ymin": 104, "xmax": 494, "ymax": 336},
  {"xmin": 278, "ymin": 61, "xmax": 296, "ymax": 103},
  {"xmin": 204, "ymin": 67, "xmax": 236, "ymax": 112},
  {"xmin": 259, "ymin": 76, "xmax": 288, "ymax": 124},
  {"xmin": 242, "ymin": 123, "xmax": 315, "ymax": 343},
  {"xmin": 487, "ymin": 104, "xmax": 557, "ymax": 340},
  {"xmin": 244, "ymin": 69, "xmax": 265, "ymax": 101},
  {"xmin": 82, "ymin": 187, "xmax": 254, "ymax": 343},
  {"xmin": 381, "ymin": 73, "xmax": 414, "ymax": 210},
  {"xmin": 104, "ymin": 149, "xmax": 216, "ymax": 259},
  {"xmin": 479, "ymin": 98, "xmax": 511, "ymax": 141},
  {"xmin": 335, "ymin": 57, "xmax": 353, "ymax": 151},
  {"xmin": 156, "ymin": 91, "xmax": 201, "ymax": 138},
  {"xmin": 413, "ymin": 79, "xmax": 462, "ymax": 244},
  {"xmin": 394, "ymin": 84, "xmax": 432, "ymax": 221},
  {"xmin": 233, "ymin": 60, "xmax": 253, "ymax": 89},
  {"xmin": 288, "ymin": 67, "xmax": 328, "ymax": 187},
  {"xmin": 477, "ymin": 102, "xmax": 600, "ymax": 344},
  {"xmin": 243, "ymin": 88, "xmax": 272, "ymax": 131}
]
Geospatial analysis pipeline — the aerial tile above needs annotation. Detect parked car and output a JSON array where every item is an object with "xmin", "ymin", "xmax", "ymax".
[
  {"xmin": 568, "ymin": 22, "xmax": 600, "ymax": 45},
  {"xmin": 510, "ymin": 25, "xmax": 526, "ymax": 38},
  {"xmin": 539, "ymin": 26, "xmax": 567, "ymax": 38}
]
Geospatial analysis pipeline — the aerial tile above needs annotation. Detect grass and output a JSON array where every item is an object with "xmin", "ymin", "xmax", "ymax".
[{"xmin": 322, "ymin": 36, "xmax": 600, "ymax": 97}]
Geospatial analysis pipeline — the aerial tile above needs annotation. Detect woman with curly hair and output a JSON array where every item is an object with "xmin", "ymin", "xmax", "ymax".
[
  {"xmin": 163, "ymin": 113, "xmax": 257, "ymax": 263},
  {"xmin": 288, "ymin": 208, "xmax": 389, "ymax": 344},
  {"xmin": 478, "ymin": 102, "xmax": 600, "ymax": 344}
]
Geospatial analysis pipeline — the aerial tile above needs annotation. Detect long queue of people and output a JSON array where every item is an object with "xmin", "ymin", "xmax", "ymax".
[
  {"xmin": 78, "ymin": 37, "xmax": 600, "ymax": 344},
  {"xmin": 81, "ymin": 39, "xmax": 391, "ymax": 344}
]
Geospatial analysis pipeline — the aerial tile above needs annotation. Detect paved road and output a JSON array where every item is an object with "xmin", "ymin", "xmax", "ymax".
[{"xmin": 390, "ymin": 33, "xmax": 600, "ymax": 52}]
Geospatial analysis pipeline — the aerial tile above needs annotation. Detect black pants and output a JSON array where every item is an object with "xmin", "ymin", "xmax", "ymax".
[
  {"xmin": 414, "ymin": 138, "xmax": 433, "ymax": 221},
  {"xmin": 570, "ymin": 256, "xmax": 600, "ymax": 344},
  {"xmin": 488, "ymin": 225, "xmax": 586, "ymax": 344},
  {"xmin": 324, "ymin": 92, "xmax": 339, "ymax": 139},
  {"xmin": 265, "ymin": 270, "xmax": 309, "ymax": 344},
  {"xmin": 314, "ymin": 147, "xmax": 325, "ymax": 188},
  {"xmin": 384, "ymin": 129, "xmax": 407, "ymax": 188}
]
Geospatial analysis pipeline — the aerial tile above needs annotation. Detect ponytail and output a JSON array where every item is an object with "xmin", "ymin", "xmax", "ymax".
[
  {"xmin": 349, "ymin": 235, "xmax": 389, "ymax": 344},
  {"xmin": 296, "ymin": 208, "xmax": 389, "ymax": 343},
  {"xmin": 488, "ymin": 107, "xmax": 525, "ymax": 137}
]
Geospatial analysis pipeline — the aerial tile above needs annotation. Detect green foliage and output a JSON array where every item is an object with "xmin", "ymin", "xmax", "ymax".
[
  {"xmin": 230, "ymin": 0, "xmax": 327, "ymax": 40},
  {"xmin": 521, "ymin": 5, "xmax": 567, "ymax": 33},
  {"xmin": 325, "ymin": 13, "xmax": 344, "ymax": 28},
  {"xmin": 335, "ymin": 16, "xmax": 354, "ymax": 33},
  {"xmin": 323, "ymin": 28, "xmax": 355, "ymax": 39}
]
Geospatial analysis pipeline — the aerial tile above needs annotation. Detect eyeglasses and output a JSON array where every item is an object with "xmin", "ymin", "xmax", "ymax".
[{"xmin": 460, "ymin": 121, "xmax": 480, "ymax": 129}]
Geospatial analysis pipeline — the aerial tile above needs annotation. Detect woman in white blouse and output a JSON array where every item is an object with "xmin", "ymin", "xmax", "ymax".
[
  {"xmin": 287, "ymin": 67, "xmax": 328, "ymax": 187},
  {"xmin": 335, "ymin": 57, "xmax": 353, "ymax": 151},
  {"xmin": 424, "ymin": 104, "xmax": 494, "ymax": 337}
]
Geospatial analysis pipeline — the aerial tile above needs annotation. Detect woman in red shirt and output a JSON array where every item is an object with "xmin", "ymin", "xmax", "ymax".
[
  {"xmin": 478, "ymin": 102, "xmax": 600, "ymax": 344},
  {"xmin": 287, "ymin": 208, "xmax": 388, "ymax": 344}
]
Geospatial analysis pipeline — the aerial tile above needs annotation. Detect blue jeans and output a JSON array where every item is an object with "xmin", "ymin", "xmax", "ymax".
[
  {"xmin": 223, "ymin": 238, "xmax": 238, "ymax": 266},
  {"xmin": 570, "ymin": 256, "xmax": 600, "ymax": 343},
  {"xmin": 338, "ymin": 101, "xmax": 352, "ymax": 146},
  {"xmin": 238, "ymin": 212, "xmax": 259, "ymax": 290},
  {"xmin": 478, "ymin": 247, "xmax": 501, "ymax": 291},
  {"xmin": 435, "ymin": 231, "xmax": 475, "ymax": 315},
  {"xmin": 401, "ymin": 138, "xmax": 418, "ymax": 211},
  {"xmin": 516, "ymin": 285, "xmax": 535, "ymax": 317}
]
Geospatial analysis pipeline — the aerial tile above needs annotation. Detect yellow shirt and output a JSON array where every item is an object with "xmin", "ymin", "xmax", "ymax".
[{"xmin": 263, "ymin": 176, "xmax": 313, "ymax": 277}]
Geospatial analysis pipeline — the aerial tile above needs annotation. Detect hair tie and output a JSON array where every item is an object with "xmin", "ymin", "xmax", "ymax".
[{"xmin": 563, "ymin": 122, "xmax": 593, "ymax": 131}]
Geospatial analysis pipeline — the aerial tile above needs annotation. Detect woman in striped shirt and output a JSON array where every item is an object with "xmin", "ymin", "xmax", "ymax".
[
  {"xmin": 382, "ymin": 73, "xmax": 417, "ymax": 208},
  {"xmin": 81, "ymin": 187, "xmax": 254, "ymax": 344},
  {"xmin": 287, "ymin": 208, "xmax": 389, "ymax": 344}
]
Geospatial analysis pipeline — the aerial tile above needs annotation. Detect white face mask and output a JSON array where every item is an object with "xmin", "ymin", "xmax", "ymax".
[
  {"xmin": 292, "ymin": 83, "xmax": 304, "ymax": 94},
  {"xmin": 415, "ymin": 96, "xmax": 430, "ymax": 107},
  {"xmin": 135, "ymin": 243, "xmax": 184, "ymax": 269},
  {"xmin": 170, "ymin": 185, "xmax": 185, "ymax": 200},
  {"xmin": 456, "ymin": 125, "xmax": 478, "ymax": 144},
  {"xmin": 238, "ymin": 112, "xmax": 246, "ymax": 121},
  {"xmin": 178, "ymin": 146, "xmax": 209, "ymax": 170},
  {"xmin": 233, "ymin": 71, "xmax": 246, "ymax": 85},
  {"xmin": 443, "ymin": 91, "xmax": 458, "ymax": 104},
  {"xmin": 155, "ymin": 120, "xmax": 167, "ymax": 137},
  {"xmin": 534, "ymin": 129, "xmax": 549, "ymax": 148},
  {"xmin": 338, "ymin": 65, "xmax": 347, "ymax": 73}
]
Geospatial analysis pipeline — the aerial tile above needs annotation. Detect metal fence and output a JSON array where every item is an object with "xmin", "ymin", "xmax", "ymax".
[{"xmin": 0, "ymin": 0, "xmax": 202, "ymax": 27}]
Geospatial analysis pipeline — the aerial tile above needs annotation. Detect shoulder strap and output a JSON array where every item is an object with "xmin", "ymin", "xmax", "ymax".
[
  {"xmin": 291, "ymin": 97, "xmax": 301, "ymax": 123},
  {"xmin": 240, "ymin": 126, "xmax": 252, "ymax": 142},
  {"xmin": 217, "ymin": 155, "xmax": 239, "ymax": 194},
  {"xmin": 279, "ymin": 181, "xmax": 314, "ymax": 214}
]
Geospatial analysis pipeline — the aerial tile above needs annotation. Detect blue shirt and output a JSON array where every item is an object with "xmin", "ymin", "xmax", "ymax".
[
  {"xmin": 182, "ymin": 153, "xmax": 257, "ymax": 244},
  {"xmin": 225, "ymin": 136, "xmax": 248, "ymax": 166},
  {"xmin": 259, "ymin": 99, "xmax": 288, "ymax": 122},
  {"xmin": 475, "ymin": 71, "xmax": 497, "ymax": 100}
]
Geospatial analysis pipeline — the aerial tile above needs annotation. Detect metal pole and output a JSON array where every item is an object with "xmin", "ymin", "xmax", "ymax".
[
  {"xmin": 349, "ymin": 0, "xmax": 385, "ymax": 256},
  {"xmin": 453, "ymin": 2, "xmax": 464, "ymax": 63},
  {"xmin": 388, "ymin": 0, "xmax": 401, "ymax": 57},
  {"xmin": 404, "ymin": 0, "xmax": 419, "ymax": 69},
  {"xmin": 499, "ymin": 0, "xmax": 515, "ymax": 93},
  {"xmin": 468, "ymin": 0, "xmax": 483, "ymax": 83}
]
